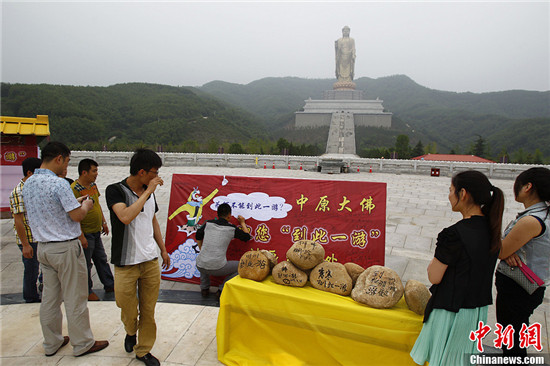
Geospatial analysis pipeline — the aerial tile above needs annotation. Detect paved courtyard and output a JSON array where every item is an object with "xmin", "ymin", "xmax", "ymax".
[{"xmin": 1, "ymin": 165, "xmax": 548, "ymax": 365}]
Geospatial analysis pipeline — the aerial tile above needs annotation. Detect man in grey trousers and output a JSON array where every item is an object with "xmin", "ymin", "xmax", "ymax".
[{"xmin": 23, "ymin": 142, "xmax": 109, "ymax": 357}]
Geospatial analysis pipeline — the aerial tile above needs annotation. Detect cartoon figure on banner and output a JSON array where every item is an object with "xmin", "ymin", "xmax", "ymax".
[
  {"xmin": 162, "ymin": 239, "xmax": 202, "ymax": 279},
  {"xmin": 168, "ymin": 176, "xmax": 228, "ymax": 236},
  {"xmin": 163, "ymin": 176, "xmax": 228, "ymax": 279}
]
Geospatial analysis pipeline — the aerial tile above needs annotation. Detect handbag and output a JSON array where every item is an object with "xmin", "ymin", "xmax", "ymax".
[{"xmin": 498, "ymin": 260, "xmax": 544, "ymax": 295}]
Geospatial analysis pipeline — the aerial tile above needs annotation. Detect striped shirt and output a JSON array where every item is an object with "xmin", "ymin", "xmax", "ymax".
[
  {"xmin": 106, "ymin": 179, "xmax": 159, "ymax": 266},
  {"xmin": 9, "ymin": 179, "xmax": 34, "ymax": 245}
]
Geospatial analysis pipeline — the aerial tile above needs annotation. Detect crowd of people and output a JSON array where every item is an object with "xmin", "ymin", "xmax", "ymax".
[
  {"xmin": 9, "ymin": 143, "xmax": 168, "ymax": 366},
  {"xmin": 8, "ymin": 141, "xmax": 549, "ymax": 365}
]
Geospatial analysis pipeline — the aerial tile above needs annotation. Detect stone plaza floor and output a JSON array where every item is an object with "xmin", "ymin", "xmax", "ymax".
[{"xmin": 0, "ymin": 165, "xmax": 548, "ymax": 365}]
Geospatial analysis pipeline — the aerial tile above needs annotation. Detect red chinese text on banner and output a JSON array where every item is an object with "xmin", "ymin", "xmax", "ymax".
[
  {"xmin": 1, "ymin": 135, "xmax": 39, "ymax": 166},
  {"xmin": 162, "ymin": 174, "xmax": 386, "ymax": 285}
]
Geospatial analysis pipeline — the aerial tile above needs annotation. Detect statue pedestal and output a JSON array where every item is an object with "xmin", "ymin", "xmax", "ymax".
[
  {"xmin": 294, "ymin": 87, "xmax": 392, "ymax": 162},
  {"xmin": 332, "ymin": 81, "xmax": 356, "ymax": 90},
  {"xmin": 324, "ymin": 89, "xmax": 364, "ymax": 100},
  {"xmin": 295, "ymin": 93, "xmax": 392, "ymax": 130}
]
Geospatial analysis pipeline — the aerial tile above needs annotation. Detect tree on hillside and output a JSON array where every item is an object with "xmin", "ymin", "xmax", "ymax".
[
  {"xmin": 471, "ymin": 135, "xmax": 486, "ymax": 157},
  {"xmin": 277, "ymin": 138, "xmax": 291, "ymax": 155},
  {"xmin": 513, "ymin": 149, "xmax": 528, "ymax": 164},
  {"xmin": 359, "ymin": 147, "xmax": 390, "ymax": 159},
  {"xmin": 497, "ymin": 148, "xmax": 509, "ymax": 163},
  {"xmin": 206, "ymin": 138, "xmax": 220, "ymax": 153},
  {"xmin": 228, "ymin": 143, "xmax": 245, "ymax": 154},
  {"xmin": 183, "ymin": 139, "xmax": 199, "ymax": 153},
  {"xmin": 290, "ymin": 143, "xmax": 322, "ymax": 156},
  {"xmin": 395, "ymin": 134, "xmax": 410, "ymax": 159},
  {"xmin": 533, "ymin": 149, "xmax": 544, "ymax": 164},
  {"xmin": 411, "ymin": 140, "xmax": 424, "ymax": 157},
  {"xmin": 450, "ymin": 145, "xmax": 461, "ymax": 155},
  {"xmin": 424, "ymin": 142, "xmax": 438, "ymax": 154},
  {"xmin": 246, "ymin": 138, "xmax": 270, "ymax": 154}
]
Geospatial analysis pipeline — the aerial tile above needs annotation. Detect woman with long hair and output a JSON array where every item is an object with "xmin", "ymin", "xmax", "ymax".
[
  {"xmin": 496, "ymin": 167, "xmax": 550, "ymax": 357},
  {"xmin": 410, "ymin": 170, "xmax": 504, "ymax": 366}
]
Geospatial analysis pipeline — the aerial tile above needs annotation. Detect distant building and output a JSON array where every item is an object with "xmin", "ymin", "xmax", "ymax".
[{"xmin": 411, "ymin": 154, "xmax": 495, "ymax": 163}]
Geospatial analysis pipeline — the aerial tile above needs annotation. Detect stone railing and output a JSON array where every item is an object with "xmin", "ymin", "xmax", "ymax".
[{"xmin": 69, "ymin": 151, "xmax": 548, "ymax": 180}]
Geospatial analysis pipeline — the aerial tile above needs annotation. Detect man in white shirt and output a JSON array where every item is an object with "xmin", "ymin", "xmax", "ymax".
[{"xmin": 106, "ymin": 148, "xmax": 170, "ymax": 366}]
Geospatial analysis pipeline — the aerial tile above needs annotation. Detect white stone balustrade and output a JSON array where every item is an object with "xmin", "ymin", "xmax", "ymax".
[{"xmin": 70, "ymin": 151, "xmax": 549, "ymax": 180}]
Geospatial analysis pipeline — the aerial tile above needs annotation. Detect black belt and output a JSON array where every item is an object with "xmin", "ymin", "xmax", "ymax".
[{"xmin": 41, "ymin": 237, "xmax": 79, "ymax": 244}]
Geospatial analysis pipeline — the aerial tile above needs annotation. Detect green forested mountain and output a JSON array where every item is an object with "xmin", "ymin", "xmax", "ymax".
[
  {"xmin": 200, "ymin": 78, "xmax": 334, "ymax": 126},
  {"xmin": 1, "ymin": 77, "xmax": 549, "ymax": 161},
  {"xmin": 201, "ymin": 75, "xmax": 549, "ymax": 122},
  {"xmin": 1, "ymin": 82, "xmax": 269, "ymax": 151},
  {"xmin": 357, "ymin": 75, "xmax": 549, "ymax": 119},
  {"xmin": 200, "ymin": 75, "xmax": 550, "ymax": 158}
]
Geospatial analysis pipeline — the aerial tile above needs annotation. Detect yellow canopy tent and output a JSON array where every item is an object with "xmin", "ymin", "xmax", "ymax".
[{"xmin": 0, "ymin": 115, "xmax": 50, "ymax": 218}]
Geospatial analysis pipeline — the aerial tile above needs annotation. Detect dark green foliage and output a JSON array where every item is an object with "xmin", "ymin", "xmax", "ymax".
[
  {"xmin": 424, "ymin": 142, "xmax": 438, "ymax": 154},
  {"xmin": 228, "ymin": 143, "xmax": 245, "ymax": 154},
  {"xmin": 471, "ymin": 135, "xmax": 486, "ymax": 157},
  {"xmin": 533, "ymin": 149, "xmax": 544, "ymax": 164},
  {"xmin": 356, "ymin": 75, "xmax": 549, "ymax": 119},
  {"xmin": 486, "ymin": 118, "xmax": 550, "ymax": 158},
  {"xmin": 273, "ymin": 138, "xmax": 322, "ymax": 156},
  {"xmin": 276, "ymin": 138, "xmax": 291, "ymax": 152},
  {"xmin": 201, "ymin": 78, "xmax": 334, "ymax": 125},
  {"xmin": 1, "ymin": 82, "xmax": 268, "ymax": 151},
  {"xmin": 412, "ymin": 141, "xmax": 424, "ymax": 157},
  {"xmin": 359, "ymin": 147, "xmax": 390, "ymax": 159},
  {"xmin": 394, "ymin": 134, "xmax": 411, "ymax": 159}
]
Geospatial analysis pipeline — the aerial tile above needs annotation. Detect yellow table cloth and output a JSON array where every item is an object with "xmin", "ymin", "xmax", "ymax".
[{"xmin": 217, "ymin": 275, "xmax": 424, "ymax": 366}]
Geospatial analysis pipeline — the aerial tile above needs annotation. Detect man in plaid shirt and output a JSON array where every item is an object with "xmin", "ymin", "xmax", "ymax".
[{"xmin": 9, "ymin": 157, "xmax": 42, "ymax": 303}]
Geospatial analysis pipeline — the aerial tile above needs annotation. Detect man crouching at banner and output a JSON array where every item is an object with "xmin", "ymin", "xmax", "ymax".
[
  {"xmin": 106, "ymin": 149, "xmax": 170, "ymax": 366},
  {"xmin": 196, "ymin": 203, "xmax": 252, "ymax": 298}
]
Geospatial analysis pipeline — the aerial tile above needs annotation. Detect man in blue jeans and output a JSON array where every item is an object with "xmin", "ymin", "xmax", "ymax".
[
  {"xmin": 72, "ymin": 159, "xmax": 114, "ymax": 301},
  {"xmin": 9, "ymin": 157, "xmax": 43, "ymax": 303}
]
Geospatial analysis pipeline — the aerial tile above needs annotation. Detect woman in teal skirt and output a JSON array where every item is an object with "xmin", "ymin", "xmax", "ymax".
[{"xmin": 410, "ymin": 171, "xmax": 504, "ymax": 366}]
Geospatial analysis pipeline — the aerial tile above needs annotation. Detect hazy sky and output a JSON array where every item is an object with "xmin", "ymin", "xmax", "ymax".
[{"xmin": 2, "ymin": 1, "xmax": 549, "ymax": 93}]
